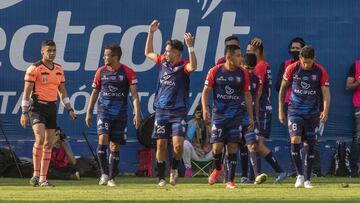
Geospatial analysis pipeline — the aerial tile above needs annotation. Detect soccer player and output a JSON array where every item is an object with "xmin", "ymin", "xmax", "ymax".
[
  {"xmin": 247, "ymin": 42, "xmax": 287, "ymax": 183},
  {"xmin": 279, "ymin": 45, "xmax": 330, "ymax": 188},
  {"xmin": 202, "ymin": 45, "xmax": 254, "ymax": 189},
  {"xmin": 241, "ymin": 53, "xmax": 268, "ymax": 184},
  {"xmin": 85, "ymin": 44, "xmax": 141, "ymax": 187},
  {"xmin": 20, "ymin": 40, "xmax": 77, "ymax": 187},
  {"xmin": 145, "ymin": 20, "xmax": 197, "ymax": 186}
]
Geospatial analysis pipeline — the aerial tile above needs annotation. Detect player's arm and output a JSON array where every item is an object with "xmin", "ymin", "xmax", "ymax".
[
  {"xmin": 145, "ymin": 20, "xmax": 160, "ymax": 62},
  {"xmin": 85, "ymin": 89, "xmax": 100, "ymax": 127},
  {"xmin": 255, "ymin": 84, "xmax": 263, "ymax": 124},
  {"xmin": 58, "ymin": 83, "xmax": 76, "ymax": 120},
  {"xmin": 130, "ymin": 85, "xmax": 141, "ymax": 129},
  {"xmin": 201, "ymin": 86, "xmax": 212, "ymax": 123},
  {"xmin": 244, "ymin": 91, "xmax": 255, "ymax": 131},
  {"xmin": 184, "ymin": 32, "xmax": 197, "ymax": 73},
  {"xmin": 320, "ymin": 86, "xmax": 331, "ymax": 123},
  {"xmin": 278, "ymin": 79, "xmax": 290, "ymax": 125},
  {"xmin": 345, "ymin": 76, "xmax": 360, "ymax": 91},
  {"xmin": 20, "ymin": 81, "xmax": 34, "ymax": 128}
]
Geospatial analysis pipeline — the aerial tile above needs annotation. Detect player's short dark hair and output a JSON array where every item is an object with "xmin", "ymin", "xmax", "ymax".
[
  {"xmin": 288, "ymin": 37, "xmax": 305, "ymax": 49},
  {"xmin": 166, "ymin": 39, "xmax": 183, "ymax": 52},
  {"xmin": 41, "ymin": 40, "xmax": 56, "ymax": 48},
  {"xmin": 225, "ymin": 45, "xmax": 240, "ymax": 55},
  {"xmin": 104, "ymin": 44, "xmax": 122, "ymax": 59},
  {"xmin": 224, "ymin": 36, "xmax": 239, "ymax": 44},
  {"xmin": 243, "ymin": 53, "xmax": 257, "ymax": 68},
  {"xmin": 249, "ymin": 41, "xmax": 264, "ymax": 55},
  {"xmin": 300, "ymin": 45, "xmax": 315, "ymax": 59}
]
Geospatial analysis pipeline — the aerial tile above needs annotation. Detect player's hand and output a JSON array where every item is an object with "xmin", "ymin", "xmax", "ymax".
[
  {"xmin": 320, "ymin": 111, "xmax": 328, "ymax": 123},
  {"xmin": 149, "ymin": 20, "xmax": 160, "ymax": 33},
  {"xmin": 203, "ymin": 110, "xmax": 211, "ymax": 123},
  {"xmin": 184, "ymin": 32, "xmax": 194, "ymax": 47},
  {"xmin": 248, "ymin": 119, "xmax": 255, "ymax": 131},
  {"xmin": 85, "ymin": 113, "xmax": 92, "ymax": 128},
  {"xmin": 20, "ymin": 113, "xmax": 29, "ymax": 128},
  {"xmin": 133, "ymin": 114, "xmax": 141, "ymax": 129},
  {"xmin": 278, "ymin": 111, "xmax": 287, "ymax": 125},
  {"xmin": 69, "ymin": 110, "xmax": 77, "ymax": 120},
  {"xmin": 251, "ymin": 37, "xmax": 262, "ymax": 46}
]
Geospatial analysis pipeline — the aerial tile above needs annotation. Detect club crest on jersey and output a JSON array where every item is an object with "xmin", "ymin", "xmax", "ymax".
[{"xmin": 311, "ymin": 75, "xmax": 317, "ymax": 81}]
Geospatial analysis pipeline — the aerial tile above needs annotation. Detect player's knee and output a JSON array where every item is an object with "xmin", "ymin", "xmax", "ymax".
[
  {"xmin": 109, "ymin": 142, "xmax": 120, "ymax": 152},
  {"xmin": 43, "ymin": 141, "xmax": 53, "ymax": 150},
  {"xmin": 173, "ymin": 143, "xmax": 183, "ymax": 154},
  {"xmin": 227, "ymin": 144, "xmax": 237, "ymax": 154}
]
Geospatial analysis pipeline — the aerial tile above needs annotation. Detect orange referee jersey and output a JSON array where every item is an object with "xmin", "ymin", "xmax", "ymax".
[{"xmin": 24, "ymin": 61, "xmax": 65, "ymax": 102}]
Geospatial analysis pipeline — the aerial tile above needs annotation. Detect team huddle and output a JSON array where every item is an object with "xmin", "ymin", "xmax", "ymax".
[{"xmin": 20, "ymin": 20, "xmax": 330, "ymax": 189}]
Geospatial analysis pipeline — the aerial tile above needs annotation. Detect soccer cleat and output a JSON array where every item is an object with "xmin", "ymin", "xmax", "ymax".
[
  {"xmin": 39, "ymin": 181, "xmax": 55, "ymax": 187},
  {"xmin": 158, "ymin": 179, "xmax": 166, "ymax": 187},
  {"xmin": 29, "ymin": 176, "xmax": 39, "ymax": 186},
  {"xmin": 99, "ymin": 174, "xmax": 109, "ymax": 186},
  {"xmin": 208, "ymin": 167, "xmax": 224, "ymax": 185},
  {"xmin": 295, "ymin": 175, "xmax": 305, "ymax": 188},
  {"xmin": 240, "ymin": 177, "xmax": 252, "ymax": 184},
  {"xmin": 184, "ymin": 168, "xmax": 192, "ymax": 178},
  {"xmin": 273, "ymin": 172, "xmax": 287, "ymax": 184},
  {"xmin": 254, "ymin": 173, "xmax": 267, "ymax": 184},
  {"xmin": 107, "ymin": 179, "xmax": 116, "ymax": 187},
  {"xmin": 225, "ymin": 181, "xmax": 237, "ymax": 189},
  {"xmin": 169, "ymin": 169, "xmax": 178, "ymax": 186},
  {"xmin": 304, "ymin": 180, "xmax": 314, "ymax": 189}
]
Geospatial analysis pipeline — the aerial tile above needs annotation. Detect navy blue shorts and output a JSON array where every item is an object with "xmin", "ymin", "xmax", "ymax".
[
  {"xmin": 97, "ymin": 114, "xmax": 127, "ymax": 144},
  {"xmin": 152, "ymin": 108, "xmax": 187, "ymax": 139},
  {"xmin": 210, "ymin": 114, "xmax": 243, "ymax": 144},
  {"xmin": 287, "ymin": 115, "xmax": 320, "ymax": 140},
  {"xmin": 258, "ymin": 110, "xmax": 272, "ymax": 138},
  {"xmin": 241, "ymin": 124, "xmax": 258, "ymax": 145}
]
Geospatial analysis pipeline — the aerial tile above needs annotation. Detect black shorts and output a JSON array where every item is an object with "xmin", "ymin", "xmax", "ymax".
[{"xmin": 29, "ymin": 101, "xmax": 57, "ymax": 129}]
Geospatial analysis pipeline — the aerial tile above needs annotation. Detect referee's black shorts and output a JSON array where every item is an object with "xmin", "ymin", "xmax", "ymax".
[{"xmin": 29, "ymin": 101, "xmax": 57, "ymax": 129}]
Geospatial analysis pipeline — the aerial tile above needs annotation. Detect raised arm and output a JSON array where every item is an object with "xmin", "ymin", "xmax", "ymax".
[
  {"xmin": 184, "ymin": 32, "xmax": 197, "ymax": 73},
  {"xmin": 145, "ymin": 20, "xmax": 160, "ymax": 62}
]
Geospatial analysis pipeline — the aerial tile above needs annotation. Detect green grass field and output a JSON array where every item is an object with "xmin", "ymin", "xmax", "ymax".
[{"xmin": 0, "ymin": 176, "xmax": 359, "ymax": 203}]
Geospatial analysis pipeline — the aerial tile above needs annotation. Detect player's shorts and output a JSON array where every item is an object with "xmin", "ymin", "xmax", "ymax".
[
  {"xmin": 210, "ymin": 114, "xmax": 243, "ymax": 144},
  {"xmin": 152, "ymin": 108, "xmax": 187, "ymax": 139},
  {"xmin": 97, "ymin": 114, "xmax": 127, "ymax": 144},
  {"xmin": 258, "ymin": 110, "xmax": 272, "ymax": 138},
  {"xmin": 241, "ymin": 124, "xmax": 259, "ymax": 145},
  {"xmin": 29, "ymin": 101, "xmax": 57, "ymax": 129},
  {"xmin": 287, "ymin": 114, "xmax": 320, "ymax": 140}
]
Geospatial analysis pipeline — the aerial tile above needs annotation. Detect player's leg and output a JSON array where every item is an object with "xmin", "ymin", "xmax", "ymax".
[
  {"xmin": 107, "ymin": 119, "xmax": 127, "ymax": 186},
  {"xmin": 239, "ymin": 128, "xmax": 249, "ymax": 183},
  {"xmin": 38, "ymin": 128, "xmax": 56, "ymax": 186},
  {"xmin": 156, "ymin": 139, "xmax": 168, "ymax": 186},
  {"xmin": 97, "ymin": 116, "xmax": 110, "ymax": 185},
  {"xmin": 208, "ymin": 124, "xmax": 225, "ymax": 185},
  {"xmin": 288, "ymin": 115, "xmax": 305, "ymax": 188},
  {"xmin": 225, "ymin": 143, "xmax": 238, "ymax": 188},
  {"xmin": 168, "ymin": 117, "xmax": 186, "ymax": 185},
  {"xmin": 29, "ymin": 123, "xmax": 45, "ymax": 186},
  {"xmin": 244, "ymin": 131, "xmax": 267, "ymax": 184},
  {"xmin": 302, "ymin": 117, "xmax": 320, "ymax": 189},
  {"xmin": 258, "ymin": 111, "xmax": 286, "ymax": 182},
  {"xmin": 182, "ymin": 140, "xmax": 193, "ymax": 177}
]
